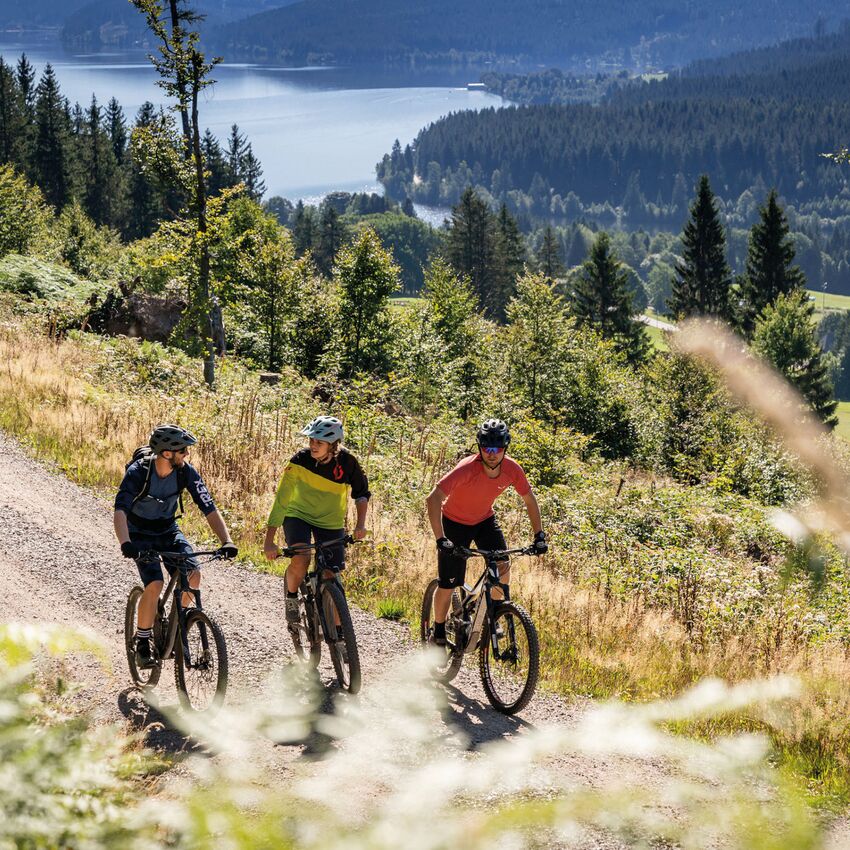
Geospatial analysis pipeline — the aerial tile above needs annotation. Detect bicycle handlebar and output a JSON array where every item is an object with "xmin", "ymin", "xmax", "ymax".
[
  {"xmin": 277, "ymin": 534, "xmax": 360, "ymax": 559},
  {"xmin": 456, "ymin": 545, "xmax": 539, "ymax": 559},
  {"xmin": 138, "ymin": 549, "xmax": 225, "ymax": 559}
]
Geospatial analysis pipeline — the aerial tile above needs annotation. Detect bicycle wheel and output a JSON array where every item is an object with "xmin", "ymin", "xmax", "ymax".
[
  {"xmin": 124, "ymin": 586, "xmax": 161, "ymax": 688},
  {"xmin": 290, "ymin": 588, "xmax": 321, "ymax": 668},
  {"xmin": 479, "ymin": 601, "xmax": 539, "ymax": 715},
  {"xmin": 174, "ymin": 609, "xmax": 228, "ymax": 712},
  {"xmin": 420, "ymin": 578, "xmax": 464, "ymax": 684},
  {"xmin": 320, "ymin": 581, "xmax": 361, "ymax": 694}
]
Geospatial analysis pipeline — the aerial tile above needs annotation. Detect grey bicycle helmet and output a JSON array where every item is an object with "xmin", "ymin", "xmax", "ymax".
[
  {"xmin": 476, "ymin": 418, "xmax": 510, "ymax": 448},
  {"xmin": 149, "ymin": 424, "xmax": 197, "ymax": 454},
  {"xmin": 300, "ymin": 415, "xmax": 344, "ymax": 443}
]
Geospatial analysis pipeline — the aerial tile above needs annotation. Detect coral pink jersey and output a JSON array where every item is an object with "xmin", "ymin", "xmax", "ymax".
[{"xmin": 437, "ymin": 454, "xmax": 531, "ymax": 526}]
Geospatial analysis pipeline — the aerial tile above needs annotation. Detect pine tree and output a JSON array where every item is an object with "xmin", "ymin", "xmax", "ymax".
[
  {"xmin": 571, "ymin": 232, "xmax": 649, "ymax": 363},
  {"xmin": 739, "ymin": 189, "xmax": 806, "ymax": 338},
  {"xmin": 202, "ymin": 129, "xmax": 228, "ymax": 195},
  {"xmin": 336, "ymin": 227, "xmax": 400, "ymax": 377},
  {"xmin": 492, "ymin": 203, "xmax": 525, "ymax": 319},
  {"xmin": 0, "ymin": 58, "xmax": 24, "ymax": 168},
  {"xmin": 668, "ymin": 175, "xmax": 733, "ymax": 321},
  {"xmin": 537, "ymin": 224, "xmax": 565, "ymax": 280},
  {"xmin": 446, "ymin": 186, "xmax": 498, "ymax": 316},
  {"xmin": 314, "ymin": 202, "xmax": 346, "ymax": 276},
  {"xmin": 81, "ymin": 96, "xmax": 120, "ymax": 226},
  {"xmin": 33, "ymin": 64, "xmax": 71, "ymax": 210},
  {"xmin": 506, "ymin": 270, "xmax": 571, "ymax": 418},
  {"xmin": 105, "ymin": 97, "xmax": 127, "ymax": 163},
  {"xmin": 125, "ymin": 102, "xmax": 167, "ymax": 238},
  {"xmin": 240, "ymin": 145, "xmax": 265, "ymax": 201},
  {"xmin": 291, "ymin": 200, "xmax": 315, "ymax": 257},
  {"xmin": 15, "ymin": 54, "xmax": 35, "ymax": 170},
  {"xmin": 752, "ymin": 289, "xmax": 837, "ymax": 427}
]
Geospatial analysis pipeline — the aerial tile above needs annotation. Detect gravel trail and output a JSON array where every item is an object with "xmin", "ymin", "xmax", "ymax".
[{"xmin": 2, "ymin": 429, "xmax": 847, "ymax": 848}]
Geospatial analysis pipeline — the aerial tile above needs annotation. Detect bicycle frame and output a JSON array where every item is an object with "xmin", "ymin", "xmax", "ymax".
[
  {"xmin": 280, "ymin": 535, "xmax": 356, "ymax": 643},
  {"xmin": 454, "ymin": 547, "xmax": 530, "ymax": 656},
  {"xmin": 140, "ymin": 549, "xmax": 220, "ymax": 667}
]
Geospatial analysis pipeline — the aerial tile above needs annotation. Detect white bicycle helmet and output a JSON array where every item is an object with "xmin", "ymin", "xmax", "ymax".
[{"xmin": 300, "ymin": 415, "xmax": 344, "ymax": 443}]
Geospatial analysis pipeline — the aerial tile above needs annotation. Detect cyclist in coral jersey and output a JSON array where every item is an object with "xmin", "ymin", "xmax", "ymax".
[{"xmin": 424, "ymin": 418, "xmax": 547, "ymax": 646}]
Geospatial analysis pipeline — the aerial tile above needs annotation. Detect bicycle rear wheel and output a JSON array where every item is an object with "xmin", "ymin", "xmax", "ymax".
[
  {"xmin": 290, "ymin": 588, "xmax": 321, "ymax": 668},
  {"xmin": 420, "ymin": 578, "xmax": 464, "ymax": 684},
  {"xmin": 320, "ymin": 581, "xmax": 361, "ymax": 694},
  {"xmin": 479, "ymin": 601, "xmax": 539, "ymax": 715},
  {"xmin": 174, "ymin": 609, "xmax": 228, "ymax": 713},
  {"xmin": 124, "ymin": 585, "xmax": 161, "ymax": 688}
]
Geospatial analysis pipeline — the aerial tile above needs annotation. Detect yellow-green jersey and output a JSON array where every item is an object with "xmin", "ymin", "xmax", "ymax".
[{"xmin": 267, "ymin": 448, "xmax": 371, "ymax": 530}]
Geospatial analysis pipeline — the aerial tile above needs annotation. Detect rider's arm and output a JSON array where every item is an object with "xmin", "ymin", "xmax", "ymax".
[
  {"xmin": 521, "ymin": 490, "xmax": 543, "ymax": 535},
  {"xmin": 205, "ymin": 509, "xmax": 234, "ymax": 546},
  {"xmin": 348, "ymin": 455, "xmax": 370, "ymax": 539},
  {"xmin": 114, "ymin": 509, "xmax": 130, "ymax": 545},
  {"xmin": 184, "ymin": 464, "xmax": 218, "ymax": 516},
  {"xmin": 426, "ymin": 486, "xmax": 448, "ymax": 539}
]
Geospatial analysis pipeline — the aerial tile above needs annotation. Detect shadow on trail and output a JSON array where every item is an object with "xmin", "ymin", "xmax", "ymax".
[
  {"xmin": 440, "ymin": 684, "xmax": 532, "ymax": 749},
  {"xmin": 270, "ymin": 665, "xmax": 346, "ymax": 761},
  {"xmin": 117, "ymin": 687, "xmax": 209, "ymax": 756}
]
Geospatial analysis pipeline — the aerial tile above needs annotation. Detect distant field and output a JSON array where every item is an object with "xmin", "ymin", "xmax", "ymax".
[
  {"xmin": 808, "ymin": 289, "xmax": 850, "ymax": 317},
  {"xmin": 836, "ymin": 401, "xmax": 850, "ymax": 442},
  {"xmin": 644, "ymin": 323, "xmax": 671, "ymax": 351},
  {"xmin": 389, "ymin": 296, "xmax": 425, "ymax": 309}
]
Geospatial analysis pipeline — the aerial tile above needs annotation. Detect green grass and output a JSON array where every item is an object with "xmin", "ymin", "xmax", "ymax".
[
  {"xmin": 645, "ymin": 323, "xmax": 670, "ymax": 352},
  {"xmin": 834, "ymin": 402, "xmax": 850, "ymax": 442}
]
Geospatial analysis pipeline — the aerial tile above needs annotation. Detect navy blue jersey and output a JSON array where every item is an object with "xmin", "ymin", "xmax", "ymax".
[{"xmin": 115, "ymin": 460, "xmax": 216, "ymax": 533}]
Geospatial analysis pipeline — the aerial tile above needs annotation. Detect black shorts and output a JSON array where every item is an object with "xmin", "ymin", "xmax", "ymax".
[
  {"xmin": 438, "ymin": 514, "xmax": 507, "ymax": 589},
  {"xmin": 130, "ymin": 528, "xmax": 199, "ymax": 587},
  {"xmin": 283, "ymin": 517, "xmax": 346, "ymax": 571}
]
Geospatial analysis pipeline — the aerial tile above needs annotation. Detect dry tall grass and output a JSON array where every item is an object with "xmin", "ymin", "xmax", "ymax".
[{"xmin": 5, "ymin": 312, "xmax": 850, "ymax": 801}]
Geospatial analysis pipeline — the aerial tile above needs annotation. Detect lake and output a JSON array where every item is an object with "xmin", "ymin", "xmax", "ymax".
[{"xmin": 0, "ymin": 37, "xmax": 504, "ymax": 205}]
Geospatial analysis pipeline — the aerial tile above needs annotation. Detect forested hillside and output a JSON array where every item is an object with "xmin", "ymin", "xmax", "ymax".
[
  {"xmin": 210, "ymin": 0, "xmax": 838, "ymax": 68},
  {"xmin": 59, "ymin": 0, "xmax": 297, "ymax": 51}
]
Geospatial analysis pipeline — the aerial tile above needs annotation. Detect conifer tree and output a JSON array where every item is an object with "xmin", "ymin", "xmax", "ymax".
[
  {"xmin": 537, "ymin": 224, "xmax": 565, "ymax": 280},
  {"xmin": 572, "ymin": 231, "xmax": 649, "ymax": 363},
  {"xmin": 291, "ymin": 200, "xmax": 315, "ymax": 257},
  {"xmin": 0, "ymin": 58, "xmax": 24, "ymax": 168},
  {"xmin": 81, "ymin": 96, "xmax": 120, "ymax": 226},
  {"xmin": 752, "ymin": 289, "xmax": 837, "ymax": 428},
  {"xmin": 336, "ymin": 227, "xmax": 399, "ymax": 377},
  {"xmin": 423, "ymin": 257, "xmax": 477, "ymax": 360},
  {"xmin": 202, "ymin": 129, "xmax": 228, "ymax": 195},
  {"xmin": 33, "ymin": 64, "xmax": 71, "ymax": 210},
  {"xmin": 125, "ymin": 102, "xmax": 168, "ymax": 238},
  {"xmin": 739, "ymin": 189, "xmax": 806, "ymax": 338},
  {"xmin": 15, "ymin": 54, "xmax": 35, "ymax": 167},
  {"xmin": 506, "ymin": 270, "xmax": 571, "ymax": 418},
  {"xmin": 105, "ymin": 97, "xmax": 127, "ymax": 163},
  {"xmin": 492, "ymin": 202, "xmax": 525, "ymax": 319},
  {"xmin": 668, "ymin": 175, "xmax": 733, "ymax": 321},
  {"xmin": 446, "ymin": 186, "xmax": 498, "ymax": 316},
  {"xmin": 315, "ymin": 202, "xmax": 346, "ymax": 276}
]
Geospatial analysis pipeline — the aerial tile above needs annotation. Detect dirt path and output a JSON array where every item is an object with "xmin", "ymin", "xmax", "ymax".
[{"xmin": 1, "ymin": 430, "xmax": 847, "ymax": 848}]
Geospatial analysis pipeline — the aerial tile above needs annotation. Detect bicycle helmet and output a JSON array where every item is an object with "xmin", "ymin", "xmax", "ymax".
[
  {"xmin": 300, "ymin": 415, "xmax": 344, "ymax": 443},
  {"xmin": 476, "ymin": 418, "xmax": 511, "ymax": 448},
  {"xmin": 149, "ymin": 424, "xmax": 197, "ymax": 454}
]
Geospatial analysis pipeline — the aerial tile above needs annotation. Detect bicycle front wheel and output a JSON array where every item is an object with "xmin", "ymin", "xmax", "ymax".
[
  {"xmin": 124, "ymin": 585, "xmax": 161, "ymax": 688},
  {"xmin": 320, "ymin": 581, "xmax": 361, "ymax": 694},
  {"xmin": 174, "ymin": 609, "xmax": 228, "ymax": 713},
  {"xmin": 479, "ymin": 601, "xmax": 539, "ymax": 715},
  {"xmin": 420, "ymin": 578, "xmax": 464, "ymax": 684},
  {"xmin": 290, "ymin": 589, "xmax": 322, "ymax": 668}
]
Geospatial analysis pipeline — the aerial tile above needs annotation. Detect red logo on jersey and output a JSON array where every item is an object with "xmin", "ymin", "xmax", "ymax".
[{"xmin": 333, "ymin": 462, "xmax": 344, "ymax": 481}]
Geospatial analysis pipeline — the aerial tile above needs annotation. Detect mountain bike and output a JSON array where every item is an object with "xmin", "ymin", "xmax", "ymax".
[
  {"xmin": 124, "ymin": 549, "xmax": 228, "ymax": 713},
  {"xmin": 420, "ymin": 545, "xmax": 541, "ymax": 715},
  {"xmin": 278, "ymin": 535, "xmax": 362, "ymax": 694}
]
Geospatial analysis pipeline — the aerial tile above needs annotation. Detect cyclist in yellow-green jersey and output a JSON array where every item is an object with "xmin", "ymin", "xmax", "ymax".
[{"xmin": 264, "ymin": 416, "xmax": 370, "ymax": 628}]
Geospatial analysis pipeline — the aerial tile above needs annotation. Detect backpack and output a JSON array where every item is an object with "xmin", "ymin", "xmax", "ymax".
[{"xmin": 126, "ymin": 446, "xmax": 188, "ymax": 518}]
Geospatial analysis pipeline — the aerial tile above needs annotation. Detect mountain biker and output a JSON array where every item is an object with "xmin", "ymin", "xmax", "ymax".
[
  {"xmin": 114, "ymin": 425, "xmax": 237, "ymax": 670},
  {"xmin": 425, "ymin": 418, "xmax": 547, "ymax": 646},
  {"xmin": 263, "ymin": 416, "xmax": 370, "ymax": 635}
]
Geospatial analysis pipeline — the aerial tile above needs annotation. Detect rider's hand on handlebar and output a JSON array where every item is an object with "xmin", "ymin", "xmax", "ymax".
[
  {"xmin": 121, "ymin": 541, "xmax": 140, "ymax": 559},
  {"xmin": 436, "ymin": 536, "xmax": 455, "ymax": 554},
  {"xmin": 353, "ymin": 525, "xmax": 367, "ymax": 541},
  {"xmin": 531, "ymin": 531, "xmax": 548, "ymax": 555},
  {"xmin": 264, "ymin": 544, "xmax": 280, "ymax": 561},
  {"xmin": 217, "ymin": 542, "xmax": 238, "ymax": 560}
]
